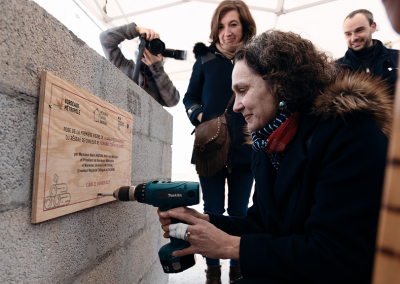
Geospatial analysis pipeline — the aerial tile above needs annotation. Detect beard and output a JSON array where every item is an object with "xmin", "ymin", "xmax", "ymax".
[{"xmin": 349, "ymin": 32, "xmax": 373, "ymax": 51}]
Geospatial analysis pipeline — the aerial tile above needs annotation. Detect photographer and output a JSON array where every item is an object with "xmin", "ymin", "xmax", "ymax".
[{"xmin": 100, "ymin": 22, "xmax": 179, "ymax": 107}]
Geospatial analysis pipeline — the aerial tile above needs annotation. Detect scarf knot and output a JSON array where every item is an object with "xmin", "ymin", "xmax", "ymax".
[{"xmin": 251, "ymin": 111, "xmax": 301, "ymax": 170}]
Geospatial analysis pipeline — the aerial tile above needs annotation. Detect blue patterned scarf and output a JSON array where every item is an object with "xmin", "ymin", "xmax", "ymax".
[{"xmin": 251, "ymin": 110, "xmax": 293, "ymax": 170}]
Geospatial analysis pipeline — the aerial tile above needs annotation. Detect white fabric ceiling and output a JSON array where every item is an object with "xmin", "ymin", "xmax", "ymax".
[{"xmin": 79, "ymin": 0, "xmax": 400, "ymax": 81}]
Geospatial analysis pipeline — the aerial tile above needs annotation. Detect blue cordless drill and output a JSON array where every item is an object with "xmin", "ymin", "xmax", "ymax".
[{"xmin": 98, "ymin": 181, "xmax": 200, "ymax": 273}]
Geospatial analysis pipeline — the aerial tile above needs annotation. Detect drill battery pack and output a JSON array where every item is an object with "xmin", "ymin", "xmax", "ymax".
[{"xmin": 158, "ymin": 241, "xmax": 196, "ymax": 273}]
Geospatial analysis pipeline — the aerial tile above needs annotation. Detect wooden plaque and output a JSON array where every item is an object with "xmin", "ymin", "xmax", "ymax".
[{"xmin": 31, "ymin": 72, "xmax": 133, "ymax": 224}]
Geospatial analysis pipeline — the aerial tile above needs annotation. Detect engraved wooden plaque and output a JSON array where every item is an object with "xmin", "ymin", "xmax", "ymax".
[{"xmin": 31, "ymin": 72, "xmax": 133, "ymax": 224}]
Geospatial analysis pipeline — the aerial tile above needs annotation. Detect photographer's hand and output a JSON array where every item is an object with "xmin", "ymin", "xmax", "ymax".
[
  {"xmin": 142, "ymin": 49, "xmax": 163, "ymax": 66},
  {"xmin": 136, "ymin": 26, "xmax": 160, "ymax": 41}
]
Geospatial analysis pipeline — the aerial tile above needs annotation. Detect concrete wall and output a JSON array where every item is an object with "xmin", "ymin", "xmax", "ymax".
[{"xmin": 0, "ymin": 0, "xmax": 171, "ymax": 283}]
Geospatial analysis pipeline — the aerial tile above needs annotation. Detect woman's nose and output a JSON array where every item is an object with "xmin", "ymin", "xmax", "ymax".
[{"xmin": 233, "ymin": 97, "xmax": 243, "ymax": 113}]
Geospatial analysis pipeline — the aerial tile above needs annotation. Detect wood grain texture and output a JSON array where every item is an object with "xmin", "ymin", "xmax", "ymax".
[
  {"xmin": 373, "ymin": 60, "xmax": 400, "ymax": 283},
  {"xmin": 31, "ymin": 72, "xmax": 133, "ymax": 224}
]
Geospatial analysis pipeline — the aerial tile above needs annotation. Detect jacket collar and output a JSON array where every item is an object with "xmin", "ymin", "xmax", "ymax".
[
  {"xmin": 208, "ymin": 45, "xmax": 219, "ymax": 53},
  {"xmin": 208, "ymin": 45, "xmax": 232, "ymax": 60},
  {"xmin": 342, "ymin": 40, "xmax": 390, "ymax": 67}
]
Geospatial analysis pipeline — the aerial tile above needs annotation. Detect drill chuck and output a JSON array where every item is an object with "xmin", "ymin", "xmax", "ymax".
[{"xmin": 98, "ymin": 183, "xmax": 147, "ymax": 202}]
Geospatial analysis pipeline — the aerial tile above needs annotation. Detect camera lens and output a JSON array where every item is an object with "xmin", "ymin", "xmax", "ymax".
[{"xmin": 147, "ymin": 38, "xmax": 165, "ymax": 55}]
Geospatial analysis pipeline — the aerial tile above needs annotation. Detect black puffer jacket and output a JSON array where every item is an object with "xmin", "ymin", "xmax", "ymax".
[
  {"xmin": 183, "ymin": 43, "xmax": 252, "ymax": 165},
  {"xmin": 337, "ymin": 39, "xmax": 398, "ymax": 94}
]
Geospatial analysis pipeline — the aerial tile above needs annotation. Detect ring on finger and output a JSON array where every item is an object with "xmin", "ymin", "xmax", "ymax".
[{"xmin": 184, "ymin": 231, "xmax": 191, "ymax": 242}]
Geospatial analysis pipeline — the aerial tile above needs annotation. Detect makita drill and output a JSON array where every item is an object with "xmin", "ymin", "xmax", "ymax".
[{"xmin": 98, "ymin": 181, "xmax": 200, "ymax": 273}]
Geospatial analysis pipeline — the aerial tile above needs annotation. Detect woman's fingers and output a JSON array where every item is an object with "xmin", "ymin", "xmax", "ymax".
[
  {"xmin": 159, "ymin": 216, "xmax": 171, "ymax": 226},
  {"xmin": 158, "ymin": 207, "xmax": 191, "ymax": 218},
  {"xmin": 169, "ymin": 223, "xmax": 189, "ymax": 240},
  {"xmin": 172, "ymin": 246, "xmax": 196, "ymax": 258},
  {"xmin": 168, "ymin": 211, "xmax": 200, "ymax": 225}
]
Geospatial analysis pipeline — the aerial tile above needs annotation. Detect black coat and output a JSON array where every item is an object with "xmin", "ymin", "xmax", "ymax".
[
  {"xmin": 337, "ymin": 40, "xmax": 398, "ymax": 94},
  {"xmin": 183, "ymin": 44, "xmax": 252, "ymax": 166},
  {"xmin": 209, "ymin": 73, "xmax": 391, "ymax": 283}
]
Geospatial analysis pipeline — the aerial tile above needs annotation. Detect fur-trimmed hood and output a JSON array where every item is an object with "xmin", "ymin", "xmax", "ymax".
[
  {"xmin": 193, "ymin": 42, "xmax": 210, "ymax": 59},
  {"xmin": 311, "ymin": 71, "xmax": 393, "ymax": 138}
]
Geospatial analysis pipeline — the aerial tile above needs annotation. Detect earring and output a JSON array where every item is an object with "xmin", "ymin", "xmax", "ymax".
[{"xmin": 278, "ymin": 101, "xmax": 287, "ymax": 110}]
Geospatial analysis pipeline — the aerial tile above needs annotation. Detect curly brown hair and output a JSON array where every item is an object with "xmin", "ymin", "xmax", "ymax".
[
  {"xmin": 210, "ymin": 0, "xmax": 256, "ymax": 45},
  {"xmin": 234, "ymin": 30, "xmax": 337, "ymax": 112}
]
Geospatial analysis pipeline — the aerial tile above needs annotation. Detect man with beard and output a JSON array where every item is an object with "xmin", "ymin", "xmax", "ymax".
[{"xmin": 338, "ymin": 9, "xmax": 398, "ymax": 94}]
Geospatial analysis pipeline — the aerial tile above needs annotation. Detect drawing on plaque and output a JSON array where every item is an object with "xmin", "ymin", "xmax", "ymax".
[
  {"xmin": 94, "ymin": 108, "xmax": 108, "ymax": 125},
  {"xmin": 94, "ymin": 108, "xmax": 101, "ymax": 123},
  {"xmin": 50, "ymin": 96, "xmax": 64, "ymax": 111},
  {"xmin": 44, "ymin": 174, "xmax": 71, "ymax": 210}
]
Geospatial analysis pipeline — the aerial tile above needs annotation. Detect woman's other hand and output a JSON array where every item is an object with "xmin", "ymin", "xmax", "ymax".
[
  {"xmin": 197, "ymin": 112, "xmax": 203, "ymax": 123},
  {"xmin": 142, "ymin": 49, "xmax": 163, "ymax": 66},
  {"xmin": 167, "ymin": 210, "xmax": 240, "ymax": 260},
  {"xmin": 158, "ymin": 207, "xmax": 209, "ymax": 237}
]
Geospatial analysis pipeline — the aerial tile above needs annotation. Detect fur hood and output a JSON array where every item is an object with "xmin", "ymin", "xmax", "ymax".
[
  {"xmin": 193, "ymin": 42, "xmax": 209, "ymax": 59},
  {"xmin": 311, "ymin": 71, "xmax": 393, "ymax": 138}
]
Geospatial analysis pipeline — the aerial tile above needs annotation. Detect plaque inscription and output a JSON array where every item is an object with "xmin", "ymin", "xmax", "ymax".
[{"xmin": 31, "ymin": 72, "xmax": 133, "ymax": 223}]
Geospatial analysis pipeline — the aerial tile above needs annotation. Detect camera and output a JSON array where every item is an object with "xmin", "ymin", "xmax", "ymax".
[
  {"xmin": 145, "ymin": 37, "xmax": 187, "ymax": 61},
  {"xmin": 132, "ymin": 33, "xmax": 187, "ymax": 84}
]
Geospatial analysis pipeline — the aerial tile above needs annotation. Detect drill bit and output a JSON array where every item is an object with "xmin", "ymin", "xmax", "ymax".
[{"xmin": 98, "ymin": 192, "xmax": 114, "ymax": 196}]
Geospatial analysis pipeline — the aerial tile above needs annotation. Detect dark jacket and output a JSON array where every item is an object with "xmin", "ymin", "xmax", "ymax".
[
  {"xmin": 183, "ymin": 43, "xmax": 252, "ymax": 165},
  {"xmin": 209, "ymin": 72, "xmax": 392, "ymax": 283},
  {"xmin": 337, "ymin": 39, "xmax": 398, "ymax": 94},
  {"xmin": 99, "ymin": 22, "xmax": 179, "ymax": 107}
]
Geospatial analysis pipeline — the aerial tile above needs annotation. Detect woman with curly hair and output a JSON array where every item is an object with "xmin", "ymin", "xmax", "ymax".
[{"xmin": 160, "ymin": 30, "xmax": 392, "ymax": 283}]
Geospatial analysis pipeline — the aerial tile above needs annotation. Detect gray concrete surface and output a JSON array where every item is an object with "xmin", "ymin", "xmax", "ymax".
[{"xmin": 0, "ymin": 0, "xmax": 171, "ymax": 283}]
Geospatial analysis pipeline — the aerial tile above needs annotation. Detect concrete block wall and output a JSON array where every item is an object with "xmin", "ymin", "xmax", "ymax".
[{"xmin": 0, "ymin": 0, "xmax": 171, "ymax": 283}]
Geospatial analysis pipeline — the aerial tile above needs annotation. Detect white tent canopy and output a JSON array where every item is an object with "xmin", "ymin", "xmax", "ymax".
[{"xmin": 79, "ymin": 0, "xmax": 399, "ymax": 81}]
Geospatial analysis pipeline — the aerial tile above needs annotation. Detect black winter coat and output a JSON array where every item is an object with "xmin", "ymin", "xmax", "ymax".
[
  {"xmin": 337, "ymin": 40, "xmax": 398, "ymax": 94},
  {"xmin": 209, "ymin": 72, "xmax": 392, "ymax": 283},
  {"xmin": 183, "ymin": 44, "xmax": 252, "ymax": 166}
]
